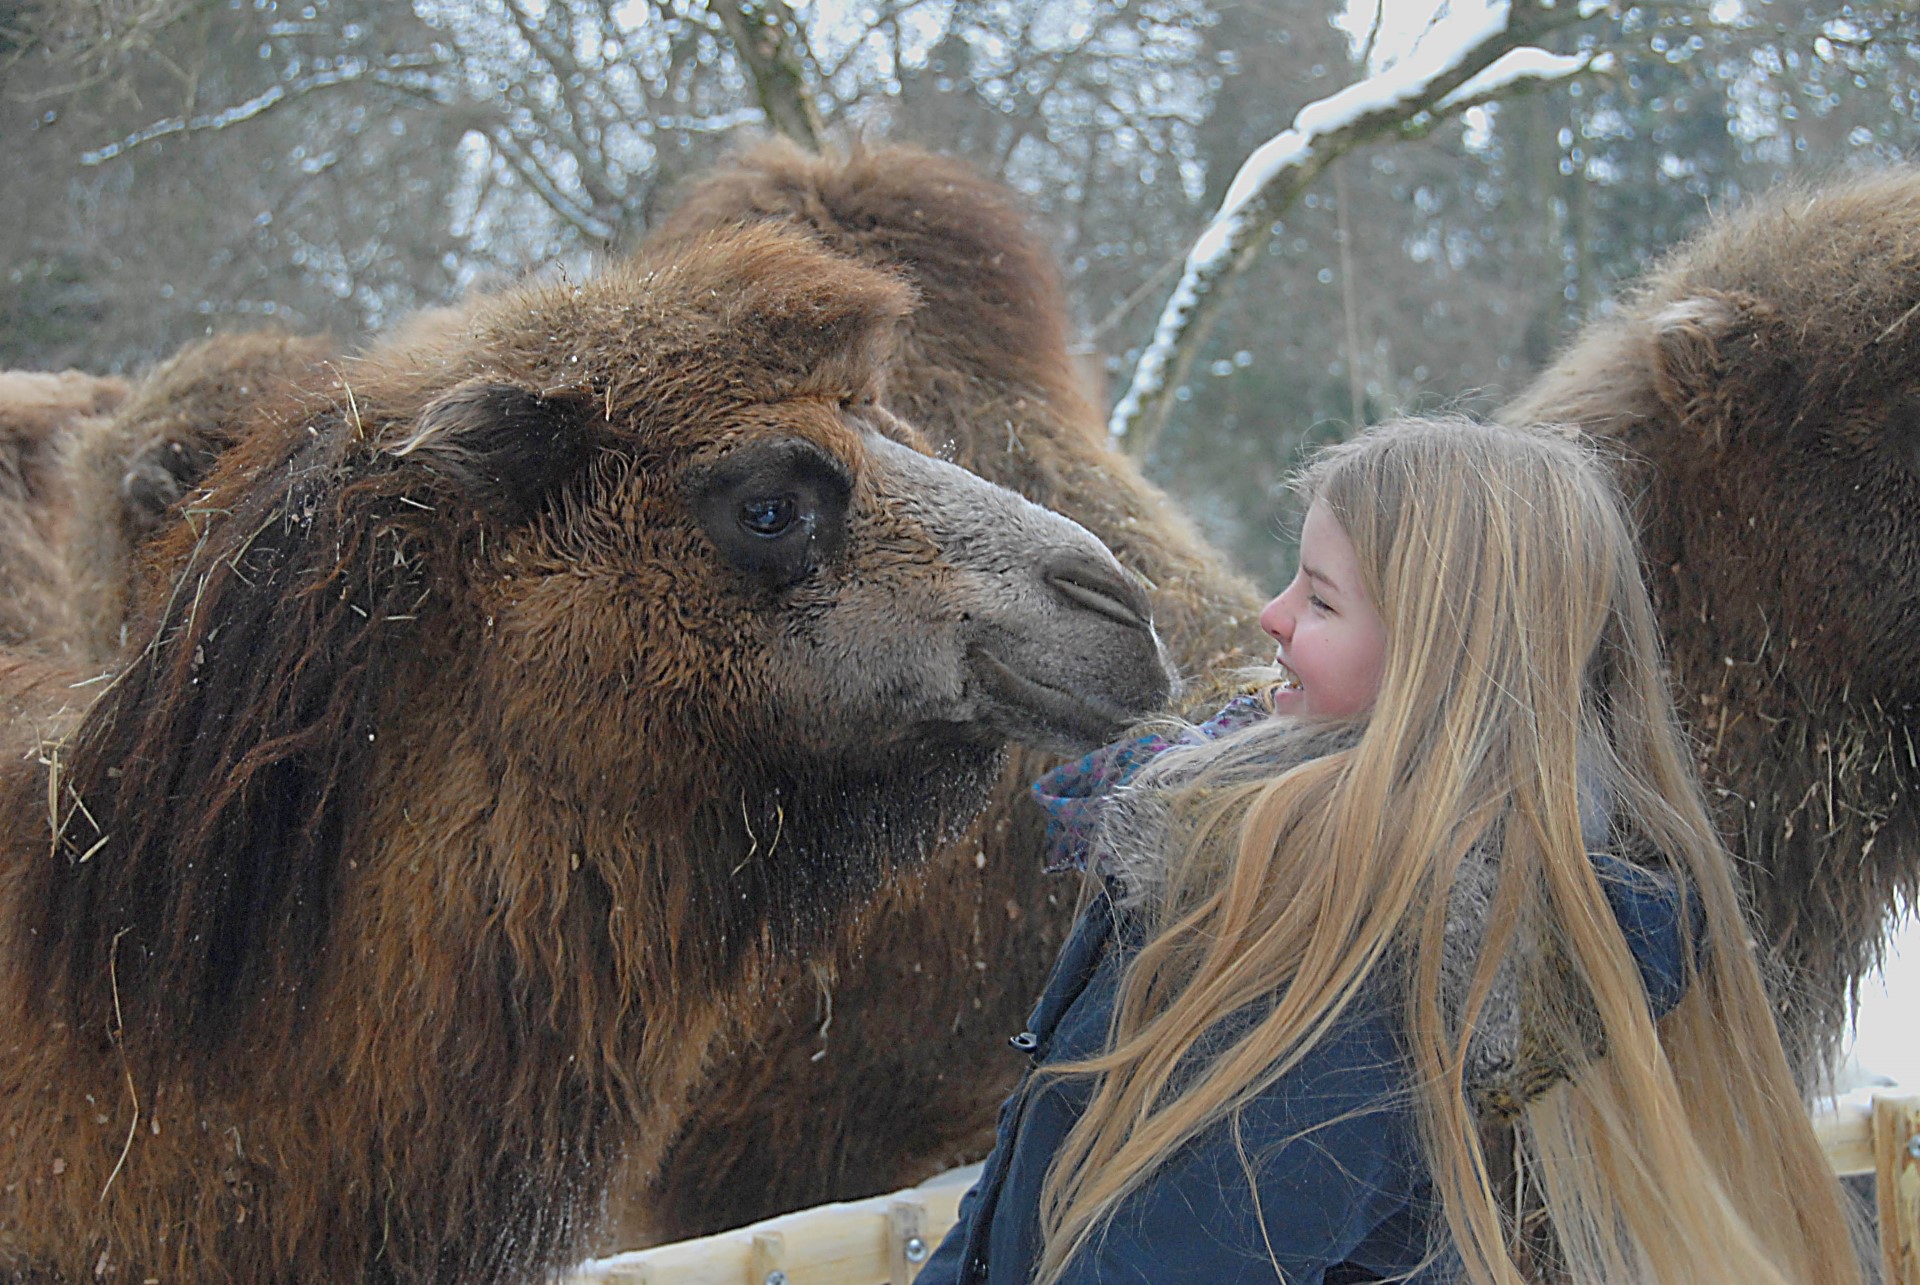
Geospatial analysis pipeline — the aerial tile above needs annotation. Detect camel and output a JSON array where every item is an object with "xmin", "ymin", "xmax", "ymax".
[
  {"xmin": 633, "ymin": 140, "xmax": 1268, "ymax": 1241},
  {"xmin": 26, "ymin": 146, "xmax": 1910, "ymax": 1260},
  {"xmin": 60, "ymin": 329, "xmax": 336, "ymax": 661},
  {"xmin": 0, "ymin": 219, "xmax": 1171, "ymax": 1283},
  {"xmin": 0, "ymin": 334, "xmax": 330, "ymax": 665},
  {"xmin": 1500, "ymin": 166, "xmax": 1920, "ymax": 1086},
  {"xmin": 0, "ymin": 369, "xmax": 129, "ymax": 655}
]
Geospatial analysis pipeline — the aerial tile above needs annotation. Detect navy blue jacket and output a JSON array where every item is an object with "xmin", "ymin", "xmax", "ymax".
[{"xmin": 917, "ymin": 855, "xmax": 1698, "ymax": 1285}]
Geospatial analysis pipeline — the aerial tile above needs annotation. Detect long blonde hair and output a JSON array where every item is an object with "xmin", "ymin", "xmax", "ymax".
[{"xmin": 1036, "ymin": 417, "xmax": 1860, "ymax": 1284}]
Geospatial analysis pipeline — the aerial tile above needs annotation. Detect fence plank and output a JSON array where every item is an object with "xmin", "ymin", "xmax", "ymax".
[
  {"xmin": 1816, "ymin": 1092, "xmax": 1879, "ymax": 1176},
  {"xmin": 572, "ymin": 1165, "xmax": 976, "ymax": 1285},
  {"xmin": 886, "ymin": 1197, "xmax": 930, "ymax": 1284},
  {"xmin": 574, "ymin": 1093, "xmax": 1916, "ymax": 1283}
]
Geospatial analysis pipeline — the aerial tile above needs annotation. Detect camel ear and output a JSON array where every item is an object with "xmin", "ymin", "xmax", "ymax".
[
  {"xmin": 391, "ymin": 380, "xmax": 602, "ymax": 523},
  {"xmin": 1647, "ymin": 291, "xmax": 1771, "ymax": 421}
]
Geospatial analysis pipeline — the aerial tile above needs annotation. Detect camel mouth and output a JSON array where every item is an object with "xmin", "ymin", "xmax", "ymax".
[{"xmin": 967, "ymin": 645, "xmax": 1157, "ymax": 752}]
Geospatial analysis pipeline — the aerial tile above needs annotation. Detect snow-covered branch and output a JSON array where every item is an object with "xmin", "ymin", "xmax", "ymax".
[
  {"xmin": 1440, "ymin": 45, "xmax": 1611, "ymax": 110},
  {"xmin": 1107, "ymin": 0, "xmax": 1606, "ymax": 453}
]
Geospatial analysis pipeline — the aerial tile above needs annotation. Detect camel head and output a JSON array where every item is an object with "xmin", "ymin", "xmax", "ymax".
[
  {"xmin": 22, "ymin": 221, "xmax": 1171, "ymax": 1054},
  {"xmin": 371, "ymin": 222, "xmax": 1171, "ymax": 760}
]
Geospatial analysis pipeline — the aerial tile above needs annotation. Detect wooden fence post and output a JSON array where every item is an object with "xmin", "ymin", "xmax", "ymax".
[
  {"xmin": 750, "ymin": 1230, "xmax": 789, "ymax": 1285},
  {"xmin": 1875, "ymin": 1094, "xmax": 1920, "ymax": 1285}
]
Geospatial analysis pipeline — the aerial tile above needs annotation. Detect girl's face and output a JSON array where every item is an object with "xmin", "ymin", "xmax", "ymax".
[{"xmin": 1259, "ymin": 501, "xmax": 1387, "ymax": 719}]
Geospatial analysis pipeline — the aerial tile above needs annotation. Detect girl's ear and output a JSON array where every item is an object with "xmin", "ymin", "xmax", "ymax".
[{"xmin": 390, "ymin": 379, "xmax": 604, "ymax": 523}]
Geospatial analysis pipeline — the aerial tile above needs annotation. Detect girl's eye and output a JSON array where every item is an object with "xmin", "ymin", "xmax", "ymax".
[
  {"xmin": 1308, "ymin": 594, "xmax": 1333, "ymax": 613},
  {"xmin": 739, "ymin": 495, "xmax": 797, "ymax": 537}
]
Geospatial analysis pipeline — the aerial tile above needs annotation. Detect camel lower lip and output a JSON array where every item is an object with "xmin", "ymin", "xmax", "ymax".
[{"xmin": 969, "ymin": 648, "xmax": 1135, "ymax": 749}]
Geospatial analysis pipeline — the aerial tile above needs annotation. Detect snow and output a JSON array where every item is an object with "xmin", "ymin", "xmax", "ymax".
[
  {"xmin": 1440, "ymin": 48, "xmax": 1612, "ymax": 109},
  {"xmin": 1841, "ymin": 910, "xmax": 1920, "ymax": 1094}
]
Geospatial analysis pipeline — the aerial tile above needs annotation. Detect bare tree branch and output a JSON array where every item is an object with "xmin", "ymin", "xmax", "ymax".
[
  {"xmin": 709, "ymin": 0, "xmax": 824, "ymax": 151},
  {"xmin": 502, "ymin": 0, "xmax": 621, "ymax": 213},
  {"xmin": 816, "ymin": 0, "xmax": 922, "ymax": 83},
  {"xmin": 78, "ymin": 53, "xmax": 450, "ymax": 165},
  {"xmin": 7, "ymin": 0, "xmax": 201, "ymax": 92},
  {"xmin": 1334, "ymin": 155, "xmax": 1366, "ymax": 430},
  {"xmin": 1109, "ymin": 0, "xmax": 1607, "ymax": 455},
  {"xmin": 484, "ymin": 127, "xmax": 619, "ymax": 243}
]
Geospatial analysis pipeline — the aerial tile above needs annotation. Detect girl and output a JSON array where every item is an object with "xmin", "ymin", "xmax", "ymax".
[{"xmin": 918, "ymin": 417, "xmax": 1860, "ymax": 1284}]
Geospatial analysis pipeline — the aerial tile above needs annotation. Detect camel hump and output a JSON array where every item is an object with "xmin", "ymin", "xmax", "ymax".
[{"xmin": 653, "ymin": 140, "xmax": 1081, "ymax": 416}]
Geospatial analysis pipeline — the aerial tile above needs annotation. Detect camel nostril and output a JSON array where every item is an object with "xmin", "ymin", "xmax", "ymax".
[{"xmin": 1045, "ymin": 555, "xmax": 1153, "ymax": 632}]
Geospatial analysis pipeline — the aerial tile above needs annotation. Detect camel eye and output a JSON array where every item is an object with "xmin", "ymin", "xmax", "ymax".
[
  {"xmin": 740, "ymin": 495, "xmax": 798, "ymax": 537},
  {"xmin": 686, "ymin": 438, "xmax": 851, "ymax": 591}
]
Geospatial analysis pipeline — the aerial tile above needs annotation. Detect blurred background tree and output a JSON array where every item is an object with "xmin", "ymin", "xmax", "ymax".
[{"xmin": 3, "ymin": 0, "xmax": 1916, "ymax": 581}]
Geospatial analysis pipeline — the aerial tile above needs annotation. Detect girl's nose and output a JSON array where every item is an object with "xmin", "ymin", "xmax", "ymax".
[{"xmin": 1259, "ymin": 592, "xmax": 1291, "ymax": 643}]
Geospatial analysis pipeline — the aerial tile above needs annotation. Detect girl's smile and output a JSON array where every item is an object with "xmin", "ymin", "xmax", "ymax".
[{"xmin": 1258, "ymin": 501, "xmax": 1388, "ymax": 719}]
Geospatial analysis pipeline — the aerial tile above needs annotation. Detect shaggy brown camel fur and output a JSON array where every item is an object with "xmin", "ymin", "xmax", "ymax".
[
  {"xmin": 0, "ymin": 370, "xmax": 129, "ymax": 654},
  {"xmin": 0, "ymin": 221, "xmax": 1171, "ymax": 1283},
  {"xmin": 1502, "ymin": 167, "xmax": 1920, "ymax": 1085},
  {"xmin": 634, "ymin": 141, "xmax": 1268, "ymax": 1241},
  {"xmin": 59, "ymin": 329, "xmax": 335, "ymax": 660},
  {"xmin": 0, "ymin": 334, "xmax": 331, "ymax": 665}
]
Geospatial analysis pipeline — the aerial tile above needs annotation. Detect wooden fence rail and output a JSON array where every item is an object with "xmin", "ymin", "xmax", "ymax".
[
  {"xmin": 572, "ymin": 1089, "xmax": 1920, "ymax": 1285},
  {"xmin": 573, "ymin": 1163, "xmax": 979, "ymax": 1285}
]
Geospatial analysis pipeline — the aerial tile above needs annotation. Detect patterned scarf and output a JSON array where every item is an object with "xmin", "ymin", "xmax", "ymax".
[{"xmin": 1031, "ymin": 691, "xmax": 1273, "ymax": 873}]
